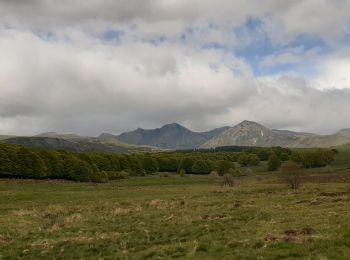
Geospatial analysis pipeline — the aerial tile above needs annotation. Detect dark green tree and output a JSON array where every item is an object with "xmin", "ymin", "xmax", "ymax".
[
  {"xmin": 267, "ymin": 153, "xmax": 281, "ymax": 171},
  {"xmin": 192, "ymin": 160, "xmax": 210, "ymax": 174},
  {"xmin": 142, "ymin": 157, "xmax": 159, "ymax": 174}
]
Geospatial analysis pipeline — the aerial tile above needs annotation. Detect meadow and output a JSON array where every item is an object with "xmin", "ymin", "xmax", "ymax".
[{"xmin": 1, "ymin": 151, "xmax": 350, "ymax": 259}]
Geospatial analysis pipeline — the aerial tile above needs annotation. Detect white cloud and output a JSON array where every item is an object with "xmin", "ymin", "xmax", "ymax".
[{"xmin": 0, "ymin": 1, "xmax": 350, "ymax": 136}]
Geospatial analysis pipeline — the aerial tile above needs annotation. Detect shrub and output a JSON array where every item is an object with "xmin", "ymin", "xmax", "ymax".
[
  {"xmin": 238, "ymin": 154, "xmax": 249, "ymax": 166},
  {"xmin": 292, "ymin": 149, "xmax": 335, "ymax": 168},
  {"xmin": 248, "ymin": 154, "xmax": 260, "ymax": 166},
  {"xmin": 179, "ymin": 169, "xmax": 186, "ymax": 177},
  {"xmin": 228, "ymin": 168, "xmax": 243, "ymax": 177},
  {"xmin": 209, "ymin": 171, "xmax": 220, "ymax": 180},
  {"xmin": 216, "ymin": 160, "xmax": 235, "ymax": 176},
  {"xmin": 192, "ymin": 160, "xmax": 210, "ymax": 174},
  {"xmin": 281, "ymin": 161, "xmax": 303, "ymax": 189},
  {"xmin": 91, "ymin": 171, "xmax": 109, "ymax": 183},
  {"xmin": 223, "ymin": 173, "xmax": 234, "ymax": 187},
  {"xmin": 238, "ymin": 153, "xmax": 260, "ymax": 166},
  {"xmin": 106, "ymin": 170, "xmax": 129, "ymax": 180},
  {"xmin": 268, "ymin": 153, "xmax": 281, "ymax": 171}
]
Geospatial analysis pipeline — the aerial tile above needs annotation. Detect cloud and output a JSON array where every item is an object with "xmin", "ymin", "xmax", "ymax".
[{"xmin": 0, "ymin": 1, "xmax": 350, "ymax": 136}]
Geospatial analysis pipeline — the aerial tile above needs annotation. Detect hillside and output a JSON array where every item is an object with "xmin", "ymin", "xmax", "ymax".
[
  {"xmin": 2, "ymin": 136, "xmax": 154, "ymax": 153},
  {"xmin": 103, "ymin": 123, "xmax": 229, "ymax": 149}
]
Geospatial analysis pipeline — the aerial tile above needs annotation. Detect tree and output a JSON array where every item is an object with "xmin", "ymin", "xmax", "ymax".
[
  {"xmin": 192, "ymin": 160, "xmax": 210, "ymax": 174},
  {"xmin": 268, "ymin": 153, "xmax": 281, "ymax": 171},
  {"xmin": 0, "ymin": 148, "xmax": 13, "ymax": 177},
  {"xmin": 142, "ymin": 157, "xmax": 159, "ymax": 174},
  {"xmin": 15, "ymin": 147, "xmax": 47, "ymax": 178},
  {"xmin": 216, "ymin": 160, "xmax": 235, "ymax": 176},
  {"xmin": 238, "ymin": 154, "xmax": 250, "ymax": 166},
  {"xmin": 248, "ymin": 154, "xmax": 260, "ymax": 166},
  {"xmin": 238, "ymin": 153, "xmax": 260, "ymax": 167},
  {"xmin": 292, "ymin": 149, "xmax": 335, "ymax": 168},
  {"xmin": 281, "ymin": 161, "xmax": 303, "ymax": 189},
  {"xmin": 158, "ymin": 158, "xmax": 178, "ymax": 172},
  {"xmin": 180, "ymin": 158, "xmax": 194, "ymax": 173}
]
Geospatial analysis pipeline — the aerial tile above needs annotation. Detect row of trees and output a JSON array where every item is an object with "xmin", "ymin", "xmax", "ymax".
[{"xmin": 0, "ymin": 143, "xmax": 337, "ymax": 182}]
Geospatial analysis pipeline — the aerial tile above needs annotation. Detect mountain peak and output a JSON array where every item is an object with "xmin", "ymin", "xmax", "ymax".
[
  {"xmin": 237, "ymin": 120, "xmax": 264, "ymax": 127},
  {"xmin": 162, "ymin": 122, "xmax": 185, "ymax": 129}
]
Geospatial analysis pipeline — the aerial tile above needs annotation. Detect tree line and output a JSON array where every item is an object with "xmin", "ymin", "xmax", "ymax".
[{"xmin": 0, "ymin": 143, "xmax": 336, "ymax": 182}]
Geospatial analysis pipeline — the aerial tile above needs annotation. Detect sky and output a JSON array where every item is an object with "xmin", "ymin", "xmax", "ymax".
[{"xmin": 1, "ymin": 0, "xmax": 350, "ymax": 136}]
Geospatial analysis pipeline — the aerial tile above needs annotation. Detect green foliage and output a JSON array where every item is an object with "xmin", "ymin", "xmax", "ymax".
[
  {"xmin": 292, "ymin": 149, "xmax": 335, "ymax": 168},
  {"xmin": 179, "ymin": 169, "xmax": 185, "ymax": 177},
  {"xmin": 281, "ymin": 161, "xmax": 303, "ymax": 189},
  {"xmin": 142, "ymin": 157, "xmax": 159, "ymax": 174},
  {"xmin": 192, "ymin": 160, "xmax": 210, "ymax": 174},
  {"xmin": 158, "ymin": 158, "xmax": 178, "ymax": 172},
  {"xmin": 1, "ymin": 143, "xmax": 332, "ymax": 183},
  {"xmin": 238, "ymin": 153, "xmax": 260, "ymax": 166},
  {"xmin": 267, "ymin": 153, "xmax": 281, "ymax": 171},
  {"xmin": 16, "ymin": 147, "xmax": 48, "ymax": 178},
  {"xmin": 215, "ymin": 160, "xmax": 235, "ymax": 176},
  {"xmin": 179, "ymin": 158, "xmax": 194, "ymax": 173}
]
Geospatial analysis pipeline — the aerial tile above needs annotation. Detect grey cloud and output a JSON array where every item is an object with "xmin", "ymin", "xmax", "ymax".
[{"xmin": 1, "ymin": 1, "xmax": 350, "ymax": 136}]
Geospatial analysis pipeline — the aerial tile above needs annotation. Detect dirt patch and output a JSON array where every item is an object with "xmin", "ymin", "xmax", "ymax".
[
  {"xmin": 265, "ymin": 227, "xmax": 316, "ymax": 243},
  {"xmin": 319, "ymin": 191, "xmax": 350, "ymax": 197},
  {"xmin": 0, "ymin": 234, "xmax": 12, "ymax": 245},
  {"xmin": 146, "ymin": 199, "xmax": 183, "ymax": 209},
  {"xmin": 199, "ymin": 214, "xmax": 230, "ymax": 221},
  {"xmin": 303, "ymin": 175, "xmax": 350, "ymax": 183}
]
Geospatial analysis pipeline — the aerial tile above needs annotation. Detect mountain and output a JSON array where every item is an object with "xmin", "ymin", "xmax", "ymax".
[
  {"xmin": 3, "ymin": 122, "xmax": 350, "ymax": 151},
  {"xmin": 103, "ymin": 123, "xmax": 229, "ymax": 149},
  {"xmin": 201, "ymin": 120, "xmax": 350, "ymax": 148},
  {"xmin": 201, "ymin": 121, "xmax": 300, "ymax": 148}
]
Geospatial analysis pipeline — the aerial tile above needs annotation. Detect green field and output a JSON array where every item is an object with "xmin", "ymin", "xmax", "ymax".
[{"xmin": 1, "ymin": 163, "xmax": 350, "ymax": 259}]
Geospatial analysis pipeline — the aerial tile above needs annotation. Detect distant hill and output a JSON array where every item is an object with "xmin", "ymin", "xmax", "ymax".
[
  {"xmin": 201, "ymin": 121, "xmax": 350, "ymax": 148},
  {"xmin": 103, "ymin": 123, "xmax": 230, "ymax": 149},
  {"xmin": 2, "ymin": 136, "xmax": 154, "ymax": 153},
  {"xmin": 34, "ymin": 132, "xmax": 86, "ymax": 140}
]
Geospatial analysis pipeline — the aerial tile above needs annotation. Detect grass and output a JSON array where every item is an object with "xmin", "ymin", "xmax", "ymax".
[{"xmin": 1, "ymin": 168, "xmax": 350, "ymax": 259}]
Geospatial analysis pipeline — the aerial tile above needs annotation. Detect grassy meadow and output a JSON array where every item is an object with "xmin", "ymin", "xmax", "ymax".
[{"xmin": 1, "ymin": 149, "xmax": 350, "ymax": 259}]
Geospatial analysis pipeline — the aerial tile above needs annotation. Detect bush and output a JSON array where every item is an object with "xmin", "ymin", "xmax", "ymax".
[
  {"xmin": 238, "ymin": 153, "xmax": 260, "ymax": 167},
  {"xmin": 248, "ymin": 154, "xmax": 260, "ymax": 166},
  {"xmin": 209, "ymin": 171, "xmax": 220, "ymax": 180},
  {"xmin": 223, "ymin": 173, "xmax": 234, "ymax": 187},
  {"xmin": 292, "ymin": 149, "xmax": 335, "ymax": 168},
  {"xmin": 192, "ymin": 160, "xmax": 210, "ymax": 174},
  {"xmin": 281, "ymin": 161, "xmax": 303, "ymax": 189},
  {"xmin": 216, "ymin": 160, "xmax": 235, "ymax": 176},
  {"xmin": 91, "ymin": 171, "xmax": 109, "ymax": 183},
  {"xmin": 268, "ymin": 153, "xmax": 281, "ymax": 171},
  {"xmin": 106, "ymin": 170, "xmax": 129, "ymax": 180}
]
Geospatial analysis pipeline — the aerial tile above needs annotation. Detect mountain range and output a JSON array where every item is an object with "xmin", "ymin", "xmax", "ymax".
[
  {"xmin": 99, "ymin": 123, "xmax": 230, "ymax": 149},
  {"xmin": 2, "ymin": 120, "xmax": 350, "ymax": 152}
]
